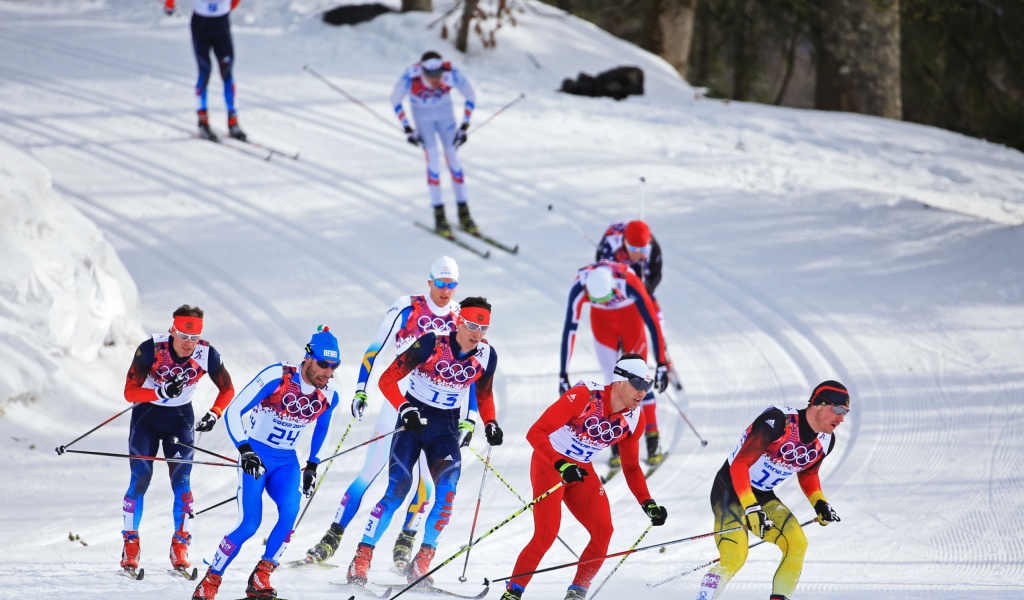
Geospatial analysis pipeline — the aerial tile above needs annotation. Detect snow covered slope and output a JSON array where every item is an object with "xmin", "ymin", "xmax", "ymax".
[{"xmin": 1, "ymin": 1, "xmax": 1023, "ymax": 598}]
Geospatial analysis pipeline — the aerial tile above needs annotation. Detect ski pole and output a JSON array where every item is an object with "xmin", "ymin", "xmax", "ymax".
[
  {"xmin": 295, "ymin": 415, "xmax": 357, "ymax": 529},
  {"xmin": 319, "ymin": 425, "xmax": 407, "ymax": 462},
  {"xmin": 172, "ymin": 437, "xmax": 237, "ymax": 463},
  {"xmin": 663, "ymin": 389, "xmax": 708, "ymax": 447},
  {"xmin": 487, "ymin": 525, "xmax": 744, "ymax": 584},
  {"xmin": 544, "ymin": 203, "xmax": 599, "ymax": 247},
  {"xmin": 392, "ymin": 482, "xmax": 565, "ymax": 599},
  {"xmin": 647, "ymin": 518, "xmax": 815, "ymax": 588},
  {"xmin": 458, "ymin": 445, "xmax": 493, "ymax": 582},
  {"xmin": 590, "ymin": 525, "xmax": 652, "ymax": 599},
  {"xmin": 469, "ymin": 93, "xmax": 526, "ymax": 135},
  {"xmin": 54, "ymin": 404, "xmax": 135, "ymax": 455},
  {"xmin": 470, "ymin": 447, "xmax": 578, "ymax": 558},
  {"xmin": 303, "ymin": 65, "xmax": 403, "ymax": 133},
  {"xmin": 638, "ymin": 176, "xmax": 646, "ymax": 220},
  {"xmin": 63, "ymin": 449, "xmax": 240, "ymax": 468},
  {"xmin": 192, "ymin": 495, "xmax": 236, "ymax": 518}
]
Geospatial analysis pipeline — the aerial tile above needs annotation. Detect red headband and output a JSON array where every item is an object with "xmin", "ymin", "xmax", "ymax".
[
  {"xmin": 461, "ymin": 307, "xmax": 491, "ymax": 326},
  {"xmin": 173, "ymin": 316, "xmax": 203, "ymax": 335}
]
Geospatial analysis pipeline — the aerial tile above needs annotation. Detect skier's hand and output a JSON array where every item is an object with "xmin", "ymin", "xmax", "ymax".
[
  {"xmin": 744, "ymin": 504, "xmax": 773, "ymax": 539},
  {"xmin": 654, "ymin": 363, "xmax": 669, "ymax": 394},
  {"xmin": 399, "ymin": 402, "xmax": 425, "ymax": 434},
  {"xmin": 555, "ymin": 459, "xmax": 587, "ymax": 484},
  {"xmin": 404, "ymin": 126, "xmax": 422, "ymax": 147},
  {"xmin": 195, "ymin": 410, "xmax": 218, "ymax": 432},
  {"xmin": 814, "ymin": 499, "xmax": 840, "ymax": 526},
  {"xmin": 559, "ymin": 373, "xmax": 571, "ymax": 395},
  {"xmin": 351, "ymin": 391, "xmax": 368, "ymax": 420},
  {"xmin": 485, "ymin": 421, "xmax": 503, "ymax": 446},
  {"xmin": 642, "ymin": 499, "xmax": 668, "ymax": 526},
  {"xmin": 158, "ymin": 372, "xmax": 187, "ymax": 400},
  {"xmin": 458, "ymin": 419, "xmax": 475, "ymax": 447},
  {"xmin": 238, "ymin": 443, "xmax": 265, "ymax": 479},
  {"xmin": 453, "ymin": 122, "xmax": 469, "ymax": 147},
  {"xmin": 302, "ymin": 461, "xmax": 318, "ymax": 498}
]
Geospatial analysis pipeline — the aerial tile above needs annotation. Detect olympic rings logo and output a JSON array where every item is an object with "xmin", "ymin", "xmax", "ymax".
[
  {"xmin": 417, "ymin": 315, "xmax": 455, "ymax": 333},
  {"xmin": 584, "ymin": 416, "xmax": 624, "ymax": 443},
  {"xmin": 155, "ymin": 365, "xmax": 198, "ymax": 382},
  {"xmin": 779, "ymin": 442, "xmax": 818, "ymax": 466},
  {"xmin": 282, "ymin": 392, "xmax": 324, "ymax": 418},
  {"xmin": 435, "ymin": 360, "xmax": 477, "ymax": 383}
]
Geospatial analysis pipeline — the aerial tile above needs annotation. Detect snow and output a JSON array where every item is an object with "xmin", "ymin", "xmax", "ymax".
[{"xmin": 1, "ymin": 0, "xmax": 1023, "ymax": 598}]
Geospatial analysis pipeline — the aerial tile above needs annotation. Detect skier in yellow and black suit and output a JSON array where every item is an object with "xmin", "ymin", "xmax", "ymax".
[{"xmin": 694, "ymin": 381, "xmax": 849, "ymax": 600}]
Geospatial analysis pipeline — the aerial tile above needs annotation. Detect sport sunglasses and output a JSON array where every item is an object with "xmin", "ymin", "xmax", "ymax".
[
  {"xmin": 613, "ymin": 366, "xmax": 653, "ymax": 392},
  {"xmin": 315, "ymin": 359, "xmax": 340, "ymax": 370},
  {"xmin": 433, "ymin": 279, "xmax": 459, "ymax": 290},
  {"xmin": 625, "ymin": 242, "xmax": 649, "ymax": 253},
  {"xmin": 461, "ymin": 317, "xmax": 489, "ymax": 333},
  {"xmin": 830, "ymin": 405, "xmax": 850, "ymax": 415},
  {"xmin": 173, "ymin": 329, "xmax": 201, "ymax": 342}
]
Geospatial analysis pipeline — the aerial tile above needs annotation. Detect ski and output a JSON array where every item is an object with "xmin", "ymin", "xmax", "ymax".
[
  {"xmin": 192, "ymin": 133, "xmax": 273, "ymax": 160},
  {"xmin": 281, "ymin": 557, "xmax": 339, "ymax": 570},
  {"xmin": 459, "ymin": 227, "xmax": 519, "ymax": 255},
  {"xmin": 168, "ymin": 566, "xmax": 199, "ymax": 580},
  {"xmin": 119, "ymin": 566, "xmax": 145, "ymax": 580},
  {"xmin": 331, "ymin": 582, "xmax": 392, "ymax": 598},
  {"xmin": 378, "ymin": 583, "xmax": 490, "ymax": 599},
  {"xmin": 600, "ymin": 467, "xmax": 621, "ymax": 484},
  {"xmin": 217, "ymin": 134, "xmax": 300, "ymax": 161},
  {"xmin": 414, "ymin": 222, "xmax": 491, "ymax": 259},
  {"xmin": 645, "ymin": 453, "xmax": 670, "ymax": 478}
]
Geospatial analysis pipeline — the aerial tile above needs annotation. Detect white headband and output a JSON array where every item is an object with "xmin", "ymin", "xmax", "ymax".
[{"xmin": 612, "ymin": 357, "xmax": 651, "ymax": 384}]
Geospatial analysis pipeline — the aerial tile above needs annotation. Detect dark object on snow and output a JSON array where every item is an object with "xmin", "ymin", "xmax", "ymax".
[
  {"xmin": 322, "ymin": 3, "xmax": 395, "ymax": 26},
  {"xmin": 560, "ymin": 66, "xmax": 644, "ymax": 101}
]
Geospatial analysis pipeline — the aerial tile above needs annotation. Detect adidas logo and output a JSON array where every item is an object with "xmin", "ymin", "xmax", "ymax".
[
  {"xmin": 443, "ymin": 455, "xmax": 454, "ymax": 461},
  {"xmin": 766, "ymin": 419, "xmax": 775, "ymax": 427}
]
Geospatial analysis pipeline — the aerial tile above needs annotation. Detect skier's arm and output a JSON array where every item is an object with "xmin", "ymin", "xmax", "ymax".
[
  {"xmin": 452, "ymin": 68, "xmax": 476, "ymax": 126},
  {"xmin": 473, "ymin": 348, "xmax": 498, "ymax": 423},
  {"xmin": 526, "ymin": 385, "xmax": 591, "ymax": 465},
  {"xmin": 356, "ymin": 297, "xmax": 413, "ymax": 394},
  {"xmin": 595, "ymin": 233, "xmax": 611, "ymax": 263},
  {"xmin": 224, "ymin": 364, "xmax": 286, "ymax": 447},
  {"xmin": 124, "ymin": 339, "xmax": 160, "ymax": 403},
  {"xmin": 390, "ymin": 72, "xmax": 413, "ymax": 129},
  {"xmin": 378, "ymin": 332, "xmax": 437, "ymax": 410},
  {"xmin": 619, "ymin": 413, "xmax": 653, "ymax": 503},
  {"xmin": 729, "ymin": 409, "xmax": 787, "ymax": 508},
  {"xmin": 205, "ymin": 345, "xmax": 235, "ymax": 417},
  {"xmin": 798, "ymin": 434, "xmax": 836, "ymax": 506},
  {"xmin": 559, "ymin": 281, "xmax": 588, "ymax": 375},
  {"xmin": 307, "ymin": 389, "xmax": 341, "ymax": 464},
  {"xmin": 646, "ymin": 238, "xmax": 663, "ymax": 296},
  {"xmin": 626, "ymin": 270, "xmax": 667, "ymax": 364}
]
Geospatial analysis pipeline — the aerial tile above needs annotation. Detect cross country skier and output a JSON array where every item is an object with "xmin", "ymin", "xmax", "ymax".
[
  {"xmin": 191, "ymin": 326, "xmax": 342, "ymax": 600},
  {"xmin": 164, "ymin": 0, "xmax": 247, "ymax": 142},
  {"xmin": 391, "ymin": 50, "xmax": 479, "ymax": 238},
  {"xmin": 502, "ymin": 355, "xmax": 669, "ymax": 600},
  {"xmin": 305, "ymin": 256, "xmax": 480, "ymax": 573},
  {"xmin": 595, "ymin": 220, "xmax": 663, "ymax": 299},
  {"xmin": 694, "ymin": 381, "xmax": 849, "ymax": 600},
  {"xmin": 346, "ymin": 297, "xmax": 504, "ymax": 588},
  {"xmin": 120, "ymin": 304, "xmax": 234, "ymax": 578},
  {"xmin": 559, "ymin": 261, "xmax": 670, "ymax": 469}
]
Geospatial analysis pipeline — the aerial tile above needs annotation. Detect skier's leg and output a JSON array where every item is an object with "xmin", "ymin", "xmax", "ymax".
[
  {"xmin": 418, "ymin": 427, "xmax": 461, "ymax": 549},
  {"xmin": 123, "ymin": 405, "xmax": 159, "ymax": 533},
  {"xmin": 263, "ymin": 454, "xmax": 302, "ymax": 564},
  {"xmin": 438, "ymin": 113, "xmax": 467, "ymax": 204},
  {"xmin": 563, "ymin": 463, "xmax": 610, "ymax": 591},
  {"xmin": 695, "ymin": 475, "xmax": 749, "ymax": 600},
  {"xmin": 190, "ymin": 14, "xmax": 213, "ymax": 115},
  {"xmin": 414, "ymin": 114, "xmax": 443, "ymax": 208},
  {"xmin": 764, "ymin": 500, "xmax": 807, "ymax": 599},
  {"xmin": 210, "ymin": 458, "xmax": 270, "ymax": 576},
  {"xmin": 359, "ymin": 428, "xmax": 421, "ymax": 547},
  {"xmin": 506, "ymin": 454, "xmax": 567, "ymax": 594}
]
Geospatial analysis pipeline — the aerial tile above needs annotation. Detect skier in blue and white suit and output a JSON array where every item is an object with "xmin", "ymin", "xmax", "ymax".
[
  {"xmin": 191, "ymin": 326, "xmax": 342, "ymax": 600},
  {"xmin": 391, "ymin": 50, "xmax": 481, "ymax": 236}
]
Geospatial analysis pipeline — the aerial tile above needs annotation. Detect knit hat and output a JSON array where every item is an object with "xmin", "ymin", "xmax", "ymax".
[
  {"xmin": 305, "ymin": 325, "xmax": 340, "ymax": 364},
  {"xmin": 430, "ymin": 256, "xmax": 459, "ymax": 281},
  {"xmin": 808, "ymin": 380, "xmax": 850, "ymax": 407},
  {"xmin": 585, "ymin": 266, "xmax": 614, "ymax": 302},
  {"xmin": 624, "ymin": 220, "xmax": 651, "ymax": 248}
]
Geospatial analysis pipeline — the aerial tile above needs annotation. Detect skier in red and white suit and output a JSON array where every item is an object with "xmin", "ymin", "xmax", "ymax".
[
  {"xmin": 559, "ymin": 261, "xmax": 670, "ymax": 466},
  {"xmin": 501, "ymin": 355, "xmax": 668, "ymax": 600}
]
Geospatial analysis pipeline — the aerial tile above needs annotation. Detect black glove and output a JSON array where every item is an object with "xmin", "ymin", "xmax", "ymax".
[
  {"xmin": 814, "ymin": 499, "xmax": 840, "ymax": 526},
  {"xmin": 158, "ymin": 372, "xmax": 187, "ymax": 400},
  {"xmin": 404, "ymin": 125, "xmax": 422, "ymax": 147},
  {"xmin": 654, "ymin": 363, "xmax": 669, "ymax": 394},
  {"xmin": 744, "ymin": 504, "xmax": 773, "ymax": 539},
  {"xmin": 458, "ymin": 419, "xmax": 475, "ymax": 447},
  {"xmin": 351, "ymin": 391, "xmax": 368, "ymax": 420},
  {"xmin": 485, "ymin": 421, "xmax": 503, "ymax": 446},
  {"xmin": 238, "ymin": 443, "xmax": 264, "ymax": 479},
  {"xmin": 399, "ymin": 402, "xmax": 424, "ymax": 434},
  {"xmin": 195, "ymin": 410, "xmax": 218, "ymax": 432},
  {"xmin": 302, "ymin": 461, "xmax": 318, "ymax": 498},
  {"xmin": 642, "ymin": 499, "xmax": 668, "ymax": 526},
  {"xmin": 559, "ymin": 373, "xmax": 571, "ymax": 395},
  {"xmin": 453, "ymin": 122, "xmax": 469, "ymax": 147},
  {"xmin": 554, "ymin": 459, "xmax": 587, "ymax": 484}
]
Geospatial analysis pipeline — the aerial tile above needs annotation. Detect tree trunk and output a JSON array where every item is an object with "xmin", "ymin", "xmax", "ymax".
[
  {"xmin": 455, "ymin": 0, "xmax": 479, "ymax": 53},
  {"xmin": 648, "ymin": 0, "xmax": 699, "ymax": 79},
  {"xmin": 401, "ymin": 0, "xmax": 432, "ymax": 12},
  {"xmin": 815, "ymin": 0, "xmax": 901, "ymax": 119}
]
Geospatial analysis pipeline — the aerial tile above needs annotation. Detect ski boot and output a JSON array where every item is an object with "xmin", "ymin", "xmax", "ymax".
[
  {"xmin": 433, "ymin": 205, "xmax": 453, "ymax": 238},
  {"xmin": 457, "ymin": 202, "xmax": 479, "ymax": 235},
  {"xmin": 565, "ymin": 584, "xmax": 588, "ymax": 599},
  {"xmin": 306, "ymin": 522, "xmax": 344, "ymax": 564},
  {"xmin": 393, "ymin": 528, "xmax": 417, "ymax": 572},
  {"xmin": 646, "ymin": 431, "xmax": 664, "ymax": 465},
  {"xmin": 192, "ymin": 568, "xmax": 222, "ymax": 600},
  {"xmin": 347, "ymin": 542, "xmax": 374, "ymax": 585},
  {"xmin": 170, "ymin": 530, "xmax": 191, "ymax": 569},
  {"xmin": 245, "ymin": 559, "xmax": 277, "ymax": 599},
  {"xmin": 197, "ymin": 109, "xmax": 218, "ymax": 142},
  {"xmin": 407, "ymin": 544, "xmax": 436, "ymax": 586},
  {"xmin": 121, "ymin": 530, "xmax": 141, "ymax": 576},
  {"xmin": 227, "ymin": 112, "xmax": 247, "ymax": 142},
  {"xmin": 501, "ymin": 583, "xmax": 525, "ymax": 599}
]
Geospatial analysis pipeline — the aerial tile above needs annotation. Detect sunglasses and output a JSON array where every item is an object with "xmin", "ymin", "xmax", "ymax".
[
  {"xmin": 315, "ymin": 359, "xmax": 341, "ymax": 370},
  {"xmin": 829, "ymin": 405, "xmax": 849, "ymax": 415},
  {"xmin": 173, "ymin": 329, "xmax": 201, "ymax": 342},
  {"xmin": 625, "ymin": 243, "xmax": 649, "ymax": 253},
  {"xmin": 433, "ymin": 279, "xmax": 459, "ymax": 290},
  {"xmin": 462, "ymin": 318, "xmax": 489, "ymax": 333},
  {"xmin": 613, "ymin": 366, "xmax": 653, "ymax": 392}
]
